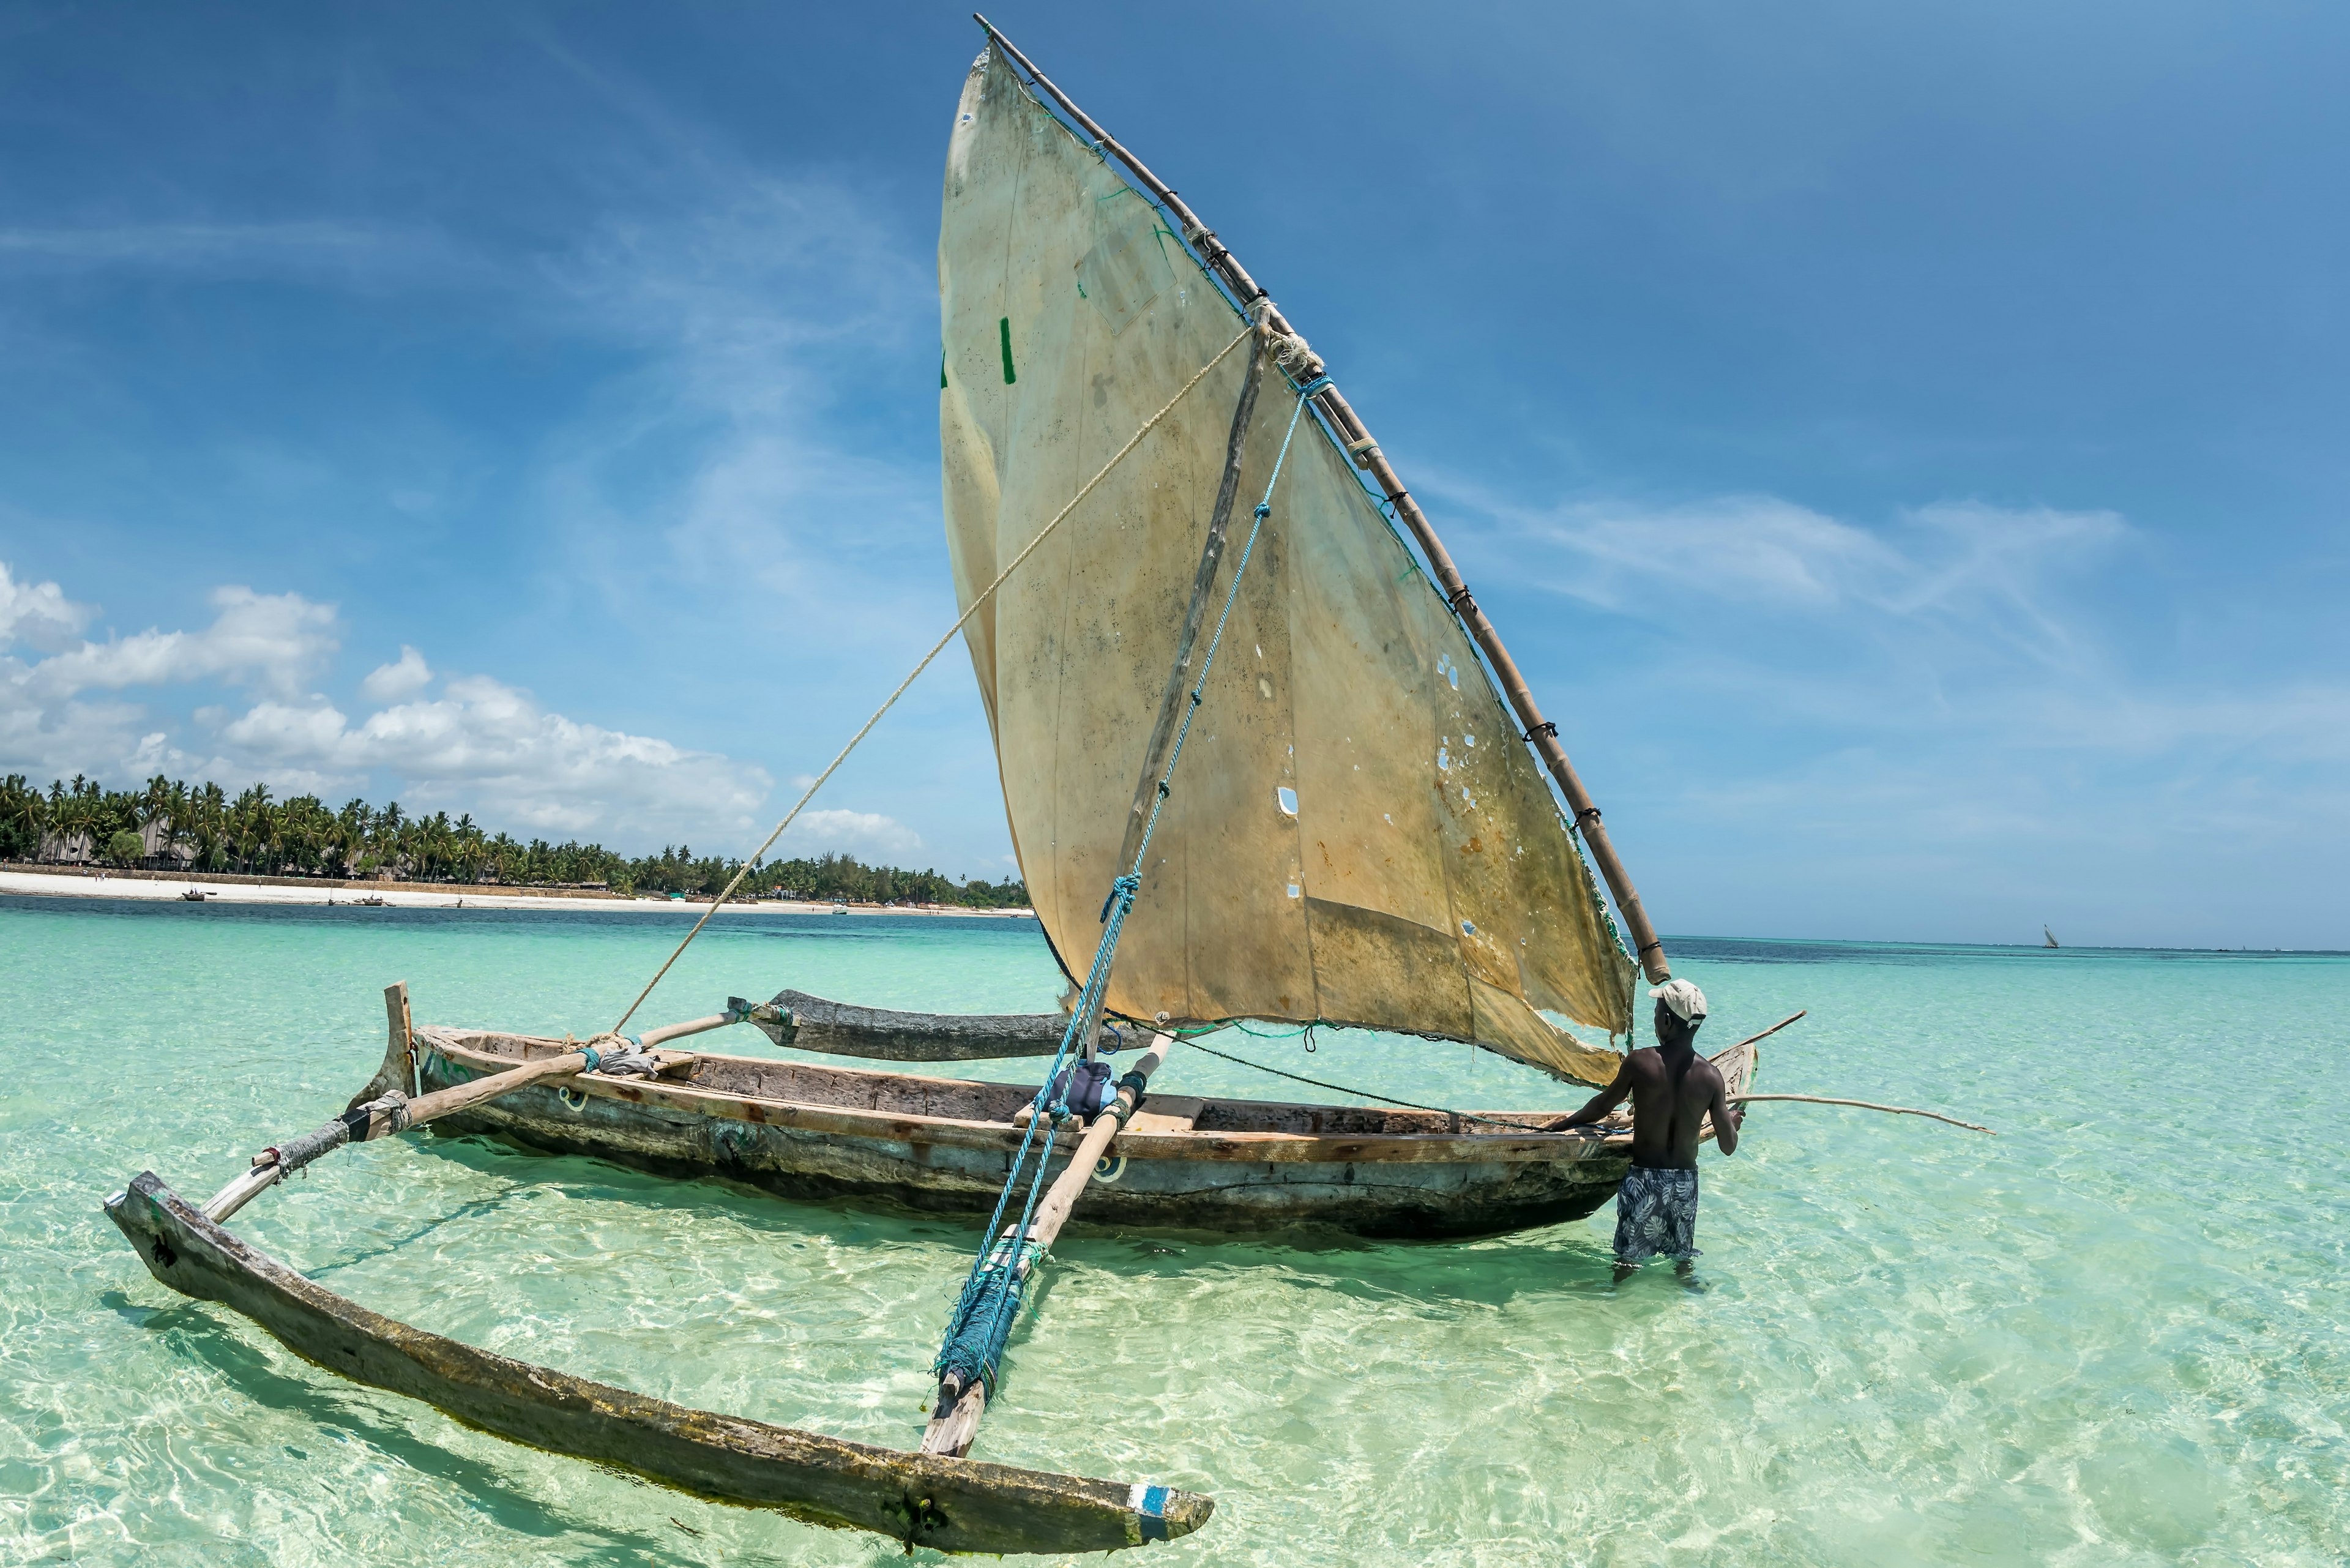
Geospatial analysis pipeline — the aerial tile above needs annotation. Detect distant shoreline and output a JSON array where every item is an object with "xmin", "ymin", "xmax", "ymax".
[{"xmin": 0, "ymin": 865, "xmax": 1034, "ymax": 918}]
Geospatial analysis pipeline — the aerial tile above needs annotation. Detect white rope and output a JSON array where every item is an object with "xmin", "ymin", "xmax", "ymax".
[
  {"xmin": 1730, "ymin": 1093, "xmax": 1996, "ymax": 1135},
  {"xmin": 608, "ymin": 323, "xmax": 1259, "ymax": 1034}
]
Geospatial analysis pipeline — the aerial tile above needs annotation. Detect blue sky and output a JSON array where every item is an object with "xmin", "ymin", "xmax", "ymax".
[{"xmin": 2, "ymin": 2, "xmax": 2343, "ymax": 947}]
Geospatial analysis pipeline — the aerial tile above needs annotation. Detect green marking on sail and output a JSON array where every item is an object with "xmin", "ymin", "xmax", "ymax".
[
  {"xmin": 999, "ymin": 316, "xmax": 1017, "ymax": 384},
  {"xmin": 941, "ymin": 351, "xmax": 949, "ymax": 389}
]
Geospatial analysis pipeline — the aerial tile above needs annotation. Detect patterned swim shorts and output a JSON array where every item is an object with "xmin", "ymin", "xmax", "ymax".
[{"xmin": 1613, "ymin": 1165, "xmax": 1700, "ymax": 1263}]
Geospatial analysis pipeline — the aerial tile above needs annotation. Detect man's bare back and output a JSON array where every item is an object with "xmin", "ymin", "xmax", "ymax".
[
  {"xmin": 1545, "ymin": 982, "xmax": 1741, "ymax": 1274},
  {"xmin": 1545, "ymin": 999, "xmax": 1741, "ymax": 1165}
]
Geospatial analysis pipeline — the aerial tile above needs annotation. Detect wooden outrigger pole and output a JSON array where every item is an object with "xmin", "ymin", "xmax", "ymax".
[
  {"xmin": 972, "ymin": 13, "xmax": 1674, "ymax": 985},
  {"xmin": 106, "ymin": 985, "xmax": 1211, "ymax": 1555}
]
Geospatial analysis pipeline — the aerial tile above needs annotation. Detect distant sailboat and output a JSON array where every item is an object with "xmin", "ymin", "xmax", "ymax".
[{"xmin": 2044, "ymin": 925, "xmax": 2060, "ymax": 949}]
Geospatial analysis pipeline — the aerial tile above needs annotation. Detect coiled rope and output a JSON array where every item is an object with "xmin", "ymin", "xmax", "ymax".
[
  {"xmin": 933, "ymin": 368, "xmax": 1316, "ymax": 1400},
  {"xmin": 603, "ymin": 323, "xmax": 1256, "ymax": 1037}
]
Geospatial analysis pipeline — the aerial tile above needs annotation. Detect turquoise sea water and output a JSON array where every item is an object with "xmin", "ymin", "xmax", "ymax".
[{"xmin": 2, "ymin": 894, "xmax": 2344, "ymax": 1566}]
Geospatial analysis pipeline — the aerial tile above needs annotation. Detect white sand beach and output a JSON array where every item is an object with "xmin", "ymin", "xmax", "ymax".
[{"xmin": 0, "ymin": 867, "xmax": 1031, "ymax": 917}]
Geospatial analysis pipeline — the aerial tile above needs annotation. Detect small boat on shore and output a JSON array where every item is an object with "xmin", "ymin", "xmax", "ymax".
[{"xmin": 179, "ymin": 887, "xmax": 211, "ymax": 902}]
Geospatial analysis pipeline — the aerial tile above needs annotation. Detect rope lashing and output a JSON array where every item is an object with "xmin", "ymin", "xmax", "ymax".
[
  {"xmin": 259, "ymin": 1091, "xmax": 411, "ymax": 1179},
  {"xmin": 931, "ymin": 368, "xmax": 1318, "ymax": 1405},
  {"xmin": 934, "ymin": 1232, "xmax": 1048, "ymax": 1401},
  {"xmin": 602, "ymin": 323, "xmax": 1255, "ymax": 1037},
  {"xmin": 1524, "ymin": 720, "xmax": 1558, "ymax": 742}
]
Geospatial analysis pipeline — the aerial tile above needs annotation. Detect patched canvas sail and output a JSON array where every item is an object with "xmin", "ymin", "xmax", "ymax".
[{"xmin": 939, "ymin": 49, "xmax": 1636, "ymax": 1083}]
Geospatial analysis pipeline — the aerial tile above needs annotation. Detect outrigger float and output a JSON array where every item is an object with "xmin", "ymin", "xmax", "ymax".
[{"xmin": 108, "ymin": 15, "xmax": 1779, "ymax": 1553}]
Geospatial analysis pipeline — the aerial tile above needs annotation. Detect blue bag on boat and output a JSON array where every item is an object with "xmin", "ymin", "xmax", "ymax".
[{"xmin": 1045, "ymin": 1058, "xmax": 1117, "ymax": 1117}]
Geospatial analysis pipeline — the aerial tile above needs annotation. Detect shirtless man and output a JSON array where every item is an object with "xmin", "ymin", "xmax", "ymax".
[{"xmin": 1546, "ymin": 978, "xmax": 1740, "ymax": 1278}]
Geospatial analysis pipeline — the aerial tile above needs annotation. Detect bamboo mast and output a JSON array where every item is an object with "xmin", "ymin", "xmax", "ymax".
[{"xmin": 972, "ymin": 15, "xmax": 1672, "ymax": 984}]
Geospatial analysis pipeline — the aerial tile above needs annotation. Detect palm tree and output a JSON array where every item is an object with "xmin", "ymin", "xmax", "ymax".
[
  {"xmin": 0, "ymin": 775, "xmax": 43, "ymax": 861},
  {"xmin": 49, "ymin": 778, "xmax": 103, "ymax": 862},
  {"xmin": 334, "ymin": 799, "xmax": 369, "ymax": 876},
  {"xmin": 373, "ymin": 802, "xmax": 406, "ymax": 878}
]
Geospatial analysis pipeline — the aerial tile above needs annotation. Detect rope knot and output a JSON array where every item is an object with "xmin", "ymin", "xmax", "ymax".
[
  {"xmin": 1099, "ymin": 873, "xmax": 1141, "ymax": 924},
  {"xmin": 1267, "ymin": 327, "xmax": 1321, "ymax": 381}
]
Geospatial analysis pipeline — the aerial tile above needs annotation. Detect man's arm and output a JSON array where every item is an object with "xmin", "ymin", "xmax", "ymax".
[
  {"xmin": 1543, "ymin": 1063, "xmax": 1631, "ymax": 1132},
  {"xmin": 1707, "ymin": 1070, "xmax": 1742, "ymax": 1157}
]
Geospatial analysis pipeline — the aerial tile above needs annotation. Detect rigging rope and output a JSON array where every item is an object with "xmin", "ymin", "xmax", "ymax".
[
  {"xmin": 933, "ymin": 365, "xmax": 1315, "ymax": 1402},
  {"xmin": 603, "ymin": 323, "xmax": 1255, "ymax": 1037},
  {"xmin": 1175, "ymin": 1034, "xmax": 1557, "ymax": 1132}
]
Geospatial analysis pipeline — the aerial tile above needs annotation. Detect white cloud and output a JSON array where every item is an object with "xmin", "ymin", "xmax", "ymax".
[
  {"xmin": 27, "ymin": 586, "xmax": 337, "ymax": 700},
  {"xmin": 219, "ymin": 671, "xmax": 771, "ymax": 839},
  {"xmin": 0, "ymin": 564, "xmax": 776, "ymax": 846},
  {"xmin": 360, "ymin": 645, "xmax": 433, "ymax": 703},
  {"xmin": 0, "ymin": 562, "xmax": 91, "ymax": 651},
  {"xmin": 778, "ymin": 808, "xmax": 922, "ymax": 858}
]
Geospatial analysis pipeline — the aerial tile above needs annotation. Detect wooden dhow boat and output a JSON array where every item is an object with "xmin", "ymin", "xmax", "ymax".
[
  {"xmin": 361, "ymin": 983, "xmax": 1761, "ymax": 1241},
  {"xmin": 108, "ymin": 16, "xmax": 1774, "ymax": 1554}
]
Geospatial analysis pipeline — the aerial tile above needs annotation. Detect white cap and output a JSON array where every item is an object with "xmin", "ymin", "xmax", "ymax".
[{"xmin": 1648, "ymin": 977, "xmax": 1708, "ymax": 1025}]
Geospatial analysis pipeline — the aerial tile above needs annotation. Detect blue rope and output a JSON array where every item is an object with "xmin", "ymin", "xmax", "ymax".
[{"xmin": 932, "ymin": 380, "xmax": 1315, "ymax": 1400}]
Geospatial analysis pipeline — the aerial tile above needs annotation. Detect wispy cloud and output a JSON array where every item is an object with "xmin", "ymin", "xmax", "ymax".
[
  {"xmin": 0, "ymin": 220, "xmax": 486, "ymax": 290},
  {"xmin": 535, "ymin": 173, "xmax": 943, "ymax": 648},
  {"xmin": 1439, "ymin": 479, "xmax": 2126, "ymax": 668},
  {"xmin": 1414, "ymin": 477, "xmax": 2350, "ymax": 941}
]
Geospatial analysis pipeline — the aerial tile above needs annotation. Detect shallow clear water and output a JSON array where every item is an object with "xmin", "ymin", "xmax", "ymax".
[{"xmin": 3, "ymin": 896, "xmax": 2344, "ymax": 1565}]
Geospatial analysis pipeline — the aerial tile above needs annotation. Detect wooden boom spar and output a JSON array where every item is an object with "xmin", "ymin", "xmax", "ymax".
[{"xmin": 971, "ymin": 13, "xmax": 1672, "ymax": 984}]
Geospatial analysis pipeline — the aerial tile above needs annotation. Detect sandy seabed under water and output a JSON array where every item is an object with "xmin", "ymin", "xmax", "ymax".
[{"xmin": 2, "ymin": 894, "xmax": 2343, "ymax": 1566}]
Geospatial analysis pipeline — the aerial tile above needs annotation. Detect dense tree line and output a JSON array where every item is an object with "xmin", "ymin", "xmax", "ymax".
[{"xmin": 0, "ymin": 773, "xmax": 1029, "ymax": 908}]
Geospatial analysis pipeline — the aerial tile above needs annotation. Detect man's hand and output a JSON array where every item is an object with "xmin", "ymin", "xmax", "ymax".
[
  {"xmin": 1544, "ymin": 1062, "xmax": 1632, "ymax": 1132},
  {"xmin": 1706, "ymin": 1078, "xmax": 1741, "ymax": 1157}
]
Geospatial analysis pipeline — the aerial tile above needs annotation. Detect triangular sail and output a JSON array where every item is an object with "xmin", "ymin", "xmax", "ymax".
[{"xmin": 940, "ymin": 49, "xmax": 1636, "ymax": 1084}]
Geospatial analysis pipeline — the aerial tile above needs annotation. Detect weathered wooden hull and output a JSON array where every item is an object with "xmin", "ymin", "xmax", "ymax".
[
  {"xmin": 396, "ymin": 1023, "xmax": 1754, "ymax": 1241},
  {"xmin": 105, "ymin": 1173, "xmax": 1208, "ymax": 1555}
]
